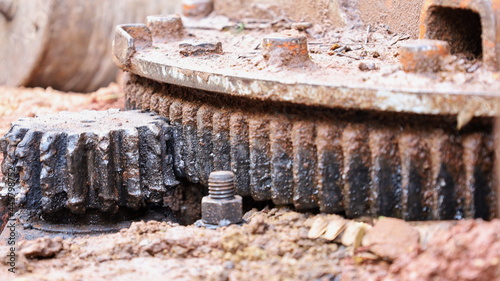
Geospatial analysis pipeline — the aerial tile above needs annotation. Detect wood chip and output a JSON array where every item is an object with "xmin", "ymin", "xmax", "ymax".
[
  {"xmin": 307, "ymin": 217, "xmax": 329, "ymax": 239},
  {"xmin": 340, "ymin": 222, "xmax": 370, "ymax": 248},
  {"xmin": 321, "ymin": 219, "xmax": 347, "ymax": 241}
]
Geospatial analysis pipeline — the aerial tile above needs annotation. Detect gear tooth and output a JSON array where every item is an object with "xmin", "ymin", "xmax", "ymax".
[
  {"xmin": 429, "ymin": 130, "xmax": 461, "ymax": 220},
  {"xmin": 109, "ymin": 130, "xmax": 126, "ymax": 207},
  {"xmin": 158, "ymin": 93, "xmax": 174, "ymax": 119},
  {"xmin": 170, "ymin": 100, "xmax": 185, "ymax": 178},
  {"xmin": 94, "ymin": 132, "xmax": 119, "ymax": 213},
  {"xmin": 230, "ymin": 113, "xmax": 250, "ymax": 196},
  {"xmin": 121, "ymin": 128, "xmax": 142, "ymax": 209},
  {"xmin": 316, "ymin": 122, "xmax": 344, "ymax": 213},
  {"xmin": 399, "ymin": 132, "xmax": 433, "ymax": 220},
  {"xmin": 159, "ymin": 124, "xmax": 179, "ymax": 188},
  {"xmin": 1, "ymin": 126, "xmax": 27, "ymax": 183},
  {"xmin": 197, "ymin": 105, "xmax": 214, "ymax": 186},
  {"xmin": 269, "ymin": 117, "xmax": 293, "ymax": 205},
  {"xmin": 249, "ymin": 117, "xmax": 272, "ymax": 201},
  {"xmin": 15, "ymin": 130, "xmax": 43, "ymax": 209},
  {"xmin": 463, "ymin": 133, "xmax": 495, "ymax": 220},
  {"xmin": 292, "ymin": 120, "xmax": 319, "ymax": 210},
  {"xmin": 40, "ymin": 132, "xmax": 68, "ymax": 214},
  {"xmin": 368, "ymin": 128, "xmax": 402, "ymax": 218},
  {"xmin": 182, "ymin": 102, "xmax": 200, "ymax": 183},
  {"xmin": 149, "ymin": 92, "xmax": 162, "ymax": 113},
  {"xmin": 342, "ymin": 124, "xmax": 371, "ymax": 218},
  {"xmin": 66, "ymin": 133, "xmax": 88, "ymax": 214},
  {"xmin": 138, "ymin": 125, "xmax": 165, "ymax": 203},
  {"xmin": 213, "ymin": 109, "xmax": 231, "ymax": 172}
]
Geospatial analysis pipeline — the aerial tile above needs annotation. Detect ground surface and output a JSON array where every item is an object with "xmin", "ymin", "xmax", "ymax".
[{"xmin": 0, "ymin": 84, "xmax": 499, "ymax": 281}]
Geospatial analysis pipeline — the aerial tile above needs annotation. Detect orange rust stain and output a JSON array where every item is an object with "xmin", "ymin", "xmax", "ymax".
[
  {"xmin": 183, "ymin": 4, "xmax": 197, "ymax": 11},
  {"xmin": 419, "ymin": 0, "xmax": 434, "ymax": 39},
  {"xmin": 484, "ymin": 40, "xmax": 495, "ymax": 49}
]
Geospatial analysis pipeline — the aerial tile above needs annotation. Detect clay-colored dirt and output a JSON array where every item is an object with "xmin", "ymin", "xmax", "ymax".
[{"xmin": 1, "ymin": 205, "xmax": 499, "ymax": 280}]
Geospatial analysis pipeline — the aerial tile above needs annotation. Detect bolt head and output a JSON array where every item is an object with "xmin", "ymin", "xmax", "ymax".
[
  {"xmin": 399, "ymin": 39, "xmax": 450, "ymax": 73},
  {"xmin": 202, "ymin": 195, "xmax": 242, "ymax": 225},
  {"xmin": 262, "ymin": 31, "xmax": 311, "ymax": 67}
]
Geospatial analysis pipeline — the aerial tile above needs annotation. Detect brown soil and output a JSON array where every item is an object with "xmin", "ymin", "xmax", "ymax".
[{"xmin": 1, "ymin": 205, "xmax": 499, "ymax": 280}]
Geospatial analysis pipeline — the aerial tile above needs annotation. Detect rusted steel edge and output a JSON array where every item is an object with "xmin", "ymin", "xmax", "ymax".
[
  {"xmin": 111, "ymin": 23, "xmax": 500, "ymax": 118},
  {"xmin": 126, "ymin": 55, "xmax": 500, "ymax": 118}
]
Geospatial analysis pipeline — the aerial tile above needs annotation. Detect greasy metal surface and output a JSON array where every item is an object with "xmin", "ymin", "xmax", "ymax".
[
  {"xmin": 0, "ymin": 110, "xmax": 178, "ymax": 223},
  {"xmin": 124, "ymin": 73, "xmax": 497, "ymax": 220},
  {"xmin": 112, "ymin": 20, "xmax": 500, "ymax": 118}
]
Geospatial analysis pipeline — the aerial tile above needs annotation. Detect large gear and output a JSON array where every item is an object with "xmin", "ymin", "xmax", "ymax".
[
  {"xmin": 0, "ymin": 109, "xmax": 178, "ymax": 223},
  {"xmin": 124, "ymin": 73, "xmax": 496, "ymax": 220}
]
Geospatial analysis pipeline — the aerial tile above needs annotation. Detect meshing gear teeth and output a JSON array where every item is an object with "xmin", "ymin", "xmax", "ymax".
[
  {"xmin": 0, "ymin": 109, "xmax": 178, "ymax": 223},
  {"xmin": 125, "ymin": 73, "xmax": 497, "ymax": 221}
]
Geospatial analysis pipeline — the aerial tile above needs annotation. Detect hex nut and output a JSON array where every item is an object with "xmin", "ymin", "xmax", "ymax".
[{"xmin": 202, "ymin": 195, "xmax": 242, "ymax": 225}]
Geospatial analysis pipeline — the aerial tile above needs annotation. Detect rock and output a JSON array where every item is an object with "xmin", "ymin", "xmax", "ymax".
[
  {"xmin": 20, "ymin": 237, "xmax": 63, "ymax": 259},
  {"xmin": 362, "ymin": 217, "xmax": 420, "ymax": 261}
]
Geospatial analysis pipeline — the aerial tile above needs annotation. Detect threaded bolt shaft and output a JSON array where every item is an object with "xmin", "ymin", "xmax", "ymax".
[{"xmin": 208, "ymin": 171, "xmax": 235, "ymax": 200}]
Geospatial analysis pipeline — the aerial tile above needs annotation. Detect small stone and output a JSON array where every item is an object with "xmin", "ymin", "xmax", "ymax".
[
  {"xmin": 20, "ymin": 237, "xmax": 63, "ymax": 259},
  {"xmin": 362, "ymin": 217, "xmax": 420, "ymax": 261},
  {"xmin": 359, "ymin": 62, "xmax": 379, "ymax": 71}
]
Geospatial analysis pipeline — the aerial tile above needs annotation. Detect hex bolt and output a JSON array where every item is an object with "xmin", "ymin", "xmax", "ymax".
[
  {"xmin": 0, "ymin": 0, "xmax": 15, "ymax": 21},
  {"xmin": 399, "ymin": 39, "xmax": 450, "ymax": 73},
  {"xmin": 182, "ymin": 0, "xmax": 214, "ymax": 18},
  {"xmin": 262, "ymin": 31, "xmax": 311, "ymax": 67},
  {"xmin": 146, "ymin": 14, "xmax": 184, "ymax": 43},
  {"xmin": 201, "ymin": 171, "xmax": 243, "ymax": 225}
]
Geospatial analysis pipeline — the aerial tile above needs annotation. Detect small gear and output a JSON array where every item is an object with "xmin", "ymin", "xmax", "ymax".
[{"xmin": 1, "ymin": 109, "xmax": 178, "ymax": 223}]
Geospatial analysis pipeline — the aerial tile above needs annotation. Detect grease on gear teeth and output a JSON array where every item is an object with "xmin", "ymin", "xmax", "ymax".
[
  {"xmin": 124, "ymin": 73, "xmax": 497, "ymax": 221},
  {"xmin": 0, "ymin": 109, "xmax": 178, "ymax": 223}
]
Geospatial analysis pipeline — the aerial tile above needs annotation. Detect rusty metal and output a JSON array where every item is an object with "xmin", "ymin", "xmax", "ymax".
[
  {"xmin": 399, "ymin": 39, "xmax": 450, "ymax": 73},
  {"xmin": 113, "ymin": 12, "xmax": 499, "ymax": 220},
  {"xmin": 113, "ymin": 22, "xmax": 500, "ymax": 118},
  {"xmin": 123, "ymin": 74, "xmax": 496, "ymax": 220},
  {"xmin": 182, "ymin": 0, "xmax": 214, "ymax": 18},
  {"xmin": 0, "ymin": 110, "xmax": 178, "ymax": 224},
  {"xmin": 262, "ymin": 32, "xmax": 311, "ymax": 67},
  {"xmin": 201, "ymin": 171, "xmax": 242, "ymax": 225},
  {"xmin": 420, "ymin": 0, "xmax": 500, "ymax": 70}
]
